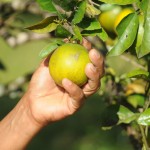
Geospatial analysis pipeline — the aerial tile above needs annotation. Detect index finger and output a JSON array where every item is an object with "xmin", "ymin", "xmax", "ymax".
[{"xmin": 82, "ymin": 38, "xmax": 92, "ymax": 51}]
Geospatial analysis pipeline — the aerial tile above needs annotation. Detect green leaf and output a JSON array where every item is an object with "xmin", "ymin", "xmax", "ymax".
[
  {"xmin": 39, "ymin": 40, "xmax": 64, "ymax": 58},
  {"xmin": 37, "ymin": 0, "xmax": 57, "ymax": 13},
  {"xmin": 39, "ymin": 43, "xmax": 58, "ymax": 58},
  {"xmin": 140, "ymin": 0, "xmax": 149, "ymax": 15},
  {"xmin": 98, "ymin": 28, "xmax": 108, "ymax": 41},
  {"xmin": 108, "ymin": 13, "xmax": 139, "ymax": 56},
  {"xmin": 26, "ymin": 16, "xmax": 58, "ymax": 33},
  {"xmin": 82, "ymin": 29, "xmax": 108, "ymax": 41},
  {"xmin": 127, "ymin": 69, "xmax": 150, "ymax": 78},
  {"xmin": 98, "ymin": 0, "xmax": 138, "ymax": 5},
  {"xmin": 83, "ymin": 19, "xmax": 101, "ymax": 30},
  {"xmin": 137, "ymin": 0, "xmax": 150, "ymax": 58},
  {"xmin": 136, "ymin": 15, "xmax": 144, "ymax": 55},
  {"xmin": 78, "ymin": 17, "xmax": 101, "ymax": 30},
  {"xmin": 73, "ymin": 25, "xmax": 83, "ymax": 42},
  {"xmin": 117, "ymin": 105, "xmax": 137, "ymax": 124},
  {"xmin": 138, "ymin": 108, "xmax": 150, "ymax": 126},
  {"xmin": 127, "ymin": 94, "xmax": 145, "ymax": 108},
  {"xmin": 86, "ymin": 4, "xmax": 101, "ymax": 18},
  {"xmin": 55, "ymin": 25, "xmax": 71, "ymax": 38},
  {"xmin": 72, "ymin": 0, "xmax": 86, "ymax": 24}
]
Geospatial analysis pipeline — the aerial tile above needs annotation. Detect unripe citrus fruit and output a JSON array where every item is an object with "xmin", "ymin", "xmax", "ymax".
[
  {"xmin": 114, "ymin": 8, "xmax": 133, "ymax": 29},
  {"xmin": 49, "ymin": 43, "xmax": 91, "ymax": 87},
  {"xmin": 98, "ymin": 5, "xmax": 122, "ymax": 33}
]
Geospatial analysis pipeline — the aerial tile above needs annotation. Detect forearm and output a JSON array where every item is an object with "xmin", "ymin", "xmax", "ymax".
[{"xmin": 0, "ymin": 95, "xmax": 43, "ymax": 150}]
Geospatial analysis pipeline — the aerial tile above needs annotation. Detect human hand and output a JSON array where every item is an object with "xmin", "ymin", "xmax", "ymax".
[
  {"xmin": 0, "ymin": 39, "xmax": 104, "ymax": 150},
  {"xmin": 24, "ymin": 39, "xmax": 104, "ymax": 127}
]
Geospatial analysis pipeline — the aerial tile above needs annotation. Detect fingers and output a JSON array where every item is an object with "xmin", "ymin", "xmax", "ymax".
[
  {"xmin": 83, "ymin": 49, "xmax": 105, "ymax": 96},
  {"xmin": 85, "ymin": 63, "xmax": 100, "ymax": 91},
  {"xmin": 82, "ymin": 38, "xmax": 91, "ymax": 51},
  {"xmin": 89, "ymin": 49, "xmax": 105, "ymax": 78},
  {"xmin": 62, "ymin": 78, "xmax": 85, "ymax": 110}
]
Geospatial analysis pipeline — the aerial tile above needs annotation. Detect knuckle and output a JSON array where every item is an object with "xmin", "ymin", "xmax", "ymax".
[
  {"xmin": 77, "ymin": 91, "xmax": 84, "ymax": 100},
  {"xmin": 79, "ymin": 92, "xmax": 84, "ymax": 100},
  {"xmin": 89, "ymin": 80, "xmax": 101, "ymax": 92}
]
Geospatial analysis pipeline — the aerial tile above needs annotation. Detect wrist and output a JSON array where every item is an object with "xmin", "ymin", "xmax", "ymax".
[
  {"xmin": 21, "ymin": 93, "xmax": 45, "ymax": 129},
  {"xmin": 0, "ymin": 94, "xmax": 43, "ymax": 149}
]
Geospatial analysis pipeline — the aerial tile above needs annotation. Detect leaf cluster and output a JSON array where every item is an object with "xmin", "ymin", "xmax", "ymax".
[
  {"xmin": 26, "ymin": 0, "xmax": 150, "ymax": 60},
  {"xmin": 27, "ymin": 0, "xmax": 107, "ymax": 57}
]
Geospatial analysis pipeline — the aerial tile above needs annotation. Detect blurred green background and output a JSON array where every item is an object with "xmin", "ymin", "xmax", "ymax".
[{"xmin": 0, "ymin": 0, "xmax": 140, "ymax": 149}]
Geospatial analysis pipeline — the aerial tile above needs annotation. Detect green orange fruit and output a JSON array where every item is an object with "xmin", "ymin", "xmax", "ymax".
[
  {"xmin": 49, "ymin": 43, "xmax": 91, "ymax": 87},
  {"xmin": 98, "ymin": 5, "xmax": 122, "ymax": 33}
]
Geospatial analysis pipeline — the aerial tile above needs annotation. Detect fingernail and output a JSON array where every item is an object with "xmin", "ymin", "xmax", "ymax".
[
  {"xmin": 90, "ymin": 64, "xmax": 96, "ymax": 72},
  {"xmin": 63, "ymin": 78, "xmax": 72, "ymax": 86},
  {"xmin": 93, "ymin": 50, "xmax": 100, "ymax": 59}
]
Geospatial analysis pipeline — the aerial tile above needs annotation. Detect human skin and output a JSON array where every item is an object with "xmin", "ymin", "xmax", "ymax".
[{"xmin": 0, "ymin": 39, "xmax": 104, "ymax": 150}]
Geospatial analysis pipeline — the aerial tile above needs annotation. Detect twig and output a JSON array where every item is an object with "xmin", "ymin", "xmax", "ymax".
[
  {"xmin": 144, "ymin": 57, "xmax": 150, "ymax": 137},
  {"xmin": 139, "ymin": 125, "xmax": 150, "ymax": 150},
  {"xmin": 144, "ymin": 96, "xmax": 150, "ymax": 138},
  {"xmin": 145, "ymin": 83, "xmax": 150, "ymax": 100}
]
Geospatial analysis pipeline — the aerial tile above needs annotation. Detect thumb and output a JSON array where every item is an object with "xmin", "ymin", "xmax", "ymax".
[{"xmin": 62, "ymin": 78, "xmax": 85, "ymax": 110}]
